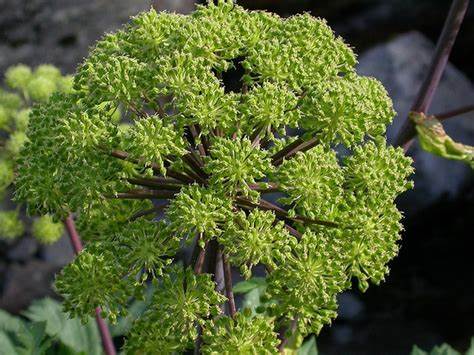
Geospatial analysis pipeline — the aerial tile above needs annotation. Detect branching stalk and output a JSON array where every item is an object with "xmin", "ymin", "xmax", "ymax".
[
  {"xmin": 126, "ymin": 177, "xmax": 183, "ymax": 191},
  {"xmin": 394, "ymin": 0, "xmax": 470, "ymax": 151},
  {"xmin": 436, "ymin": 104, "xmax": 474, "ymax": 121},
  {"xmin": 222, "ymin": 253, "xmax": 237, "ymax": 318},
  {"xmin": 235, "ymin": 197, "xmax": 340, "ymax": 228},
  {"xmin": 129, "ymin": 205, "xmax": 168, "ymax": 221},
  {"xmin": 194, "ymin": 241, "xmax": 208, "ymax": 275},
  {"xmin": 273, "ymin": 137, "xmax": 318, "ymax": 166},
  {"xmin": 112, "ymin": 190, "xmax": 176, "ymax": 200},
  {"xmin": 63, "ymin": 216, "xmax": 116, "ymax": 355}
]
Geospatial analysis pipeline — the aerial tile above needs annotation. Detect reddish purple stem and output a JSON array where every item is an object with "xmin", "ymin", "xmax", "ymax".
[
  {"xmin": 394, "ymin": 0, "xmax": 470, "ymax": 151},
  {"xmin": 222, "ymin": 253, "xmax": 237, "ymax": 318},
  {"xmin": 64, "ymin": 215, "xmax": 117, "ymax": 355}
]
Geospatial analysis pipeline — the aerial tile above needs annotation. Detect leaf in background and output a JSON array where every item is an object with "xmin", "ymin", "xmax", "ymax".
[
  {"xmin": 429, "ymin": 344, "xmax": 461, "ymax": 355},
  {"xmin": 242, "ymin": 285, "xmax": 267, "ymax": 316},
  {"xmin": 111, "ymin": 285, "xmax": 155, "ymax": 337},
  {"xmin": 0, "ymin": 309, "xmax": 25, "ymax": 334},
  {"xmin": 233, "ymin": 277, "xmax": 267, "ymax": 294},
  {"xmin": 297, "ymin": 336, "xmax": 318, "ymax": 355},
  {"xmin": 0, "ymin": 331, "xmax": 19, "ymax": 355},
  {"xmin": 467, "ymin": 338, "xmax": 474, "ymax": 355},
  {"xmin": 411, "ymin": 345, "xmax": 428, "ymax": 355},
  {"xmin": 22, "ymin": 298, "xmax": 102, "ymax": 355},
  {"xmin": 15, "ymin": 321, "xmax": 52, "ymax": 355},
  {"xmin": 411, "ymin": 343, "xmax": 462, "ymax": 355}
]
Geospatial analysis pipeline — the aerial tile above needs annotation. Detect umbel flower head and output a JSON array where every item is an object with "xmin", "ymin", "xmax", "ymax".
[
  {"xmin": 0, "ymin": 64, "xmax": 72, "ymax": 242},
  {"xmin": 15, "ymin": 1, "xmax": 413, "ymax": 353}
]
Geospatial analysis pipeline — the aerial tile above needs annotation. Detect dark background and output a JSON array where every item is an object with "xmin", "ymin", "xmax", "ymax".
[{"xmin": 1, "ymin": 1, "xmax": 473, "ymax": 354}]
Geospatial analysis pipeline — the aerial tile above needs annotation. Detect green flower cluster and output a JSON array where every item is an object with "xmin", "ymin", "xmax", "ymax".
[
  {"xmin": 125, "ymin": 266, "xmax": 226, "ymax": 353},
  {"xmin": 201, "ymin": 310, "xmax": 279, "ymax": 354},
  {"xmin": 32, "ymin": 215, "xmax": 65, "ymax": 244},
  {"xmin": 15, "ymin": 1, "xmax": 413, "ymax": 353},
  {"xmin": 0, "ymin": 64, "xmax": 70, "ymax": 243},
  {"xmin": 0, "ymin": 210, "xmax": 24, "ymax": 239}
]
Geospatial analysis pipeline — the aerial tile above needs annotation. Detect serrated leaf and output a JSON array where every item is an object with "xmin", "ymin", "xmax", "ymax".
[
  {"xmin": 466, "ymin": 338, "xmax": 474, "ymax": 355},
  {"xmin": 111, "ymin": 285, "xmax": 155, "ymax": 337},
  {"xmin": 411, "ymin": 345, "xmax": 428, "ymax": 355},
  {"xmin": 0, "ymin": 309, "xmax": 25, "ymax": 334},
  {"xmin": 22, "ymin": 298, "xmax": 102, "ymax": 355},
  {"xmin": 15, "ymin": 321, "xmax": 51, "ymax": 355},
  {"xmin": 429, "ymin": 344, "xmax": 461, "ymax": 355},
  {"xmin": 0, "ymin": 331, "xmax": 19, "ymax": 355}
]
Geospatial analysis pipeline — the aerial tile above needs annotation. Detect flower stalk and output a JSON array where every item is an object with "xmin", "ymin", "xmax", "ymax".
[
  {"xmin": 394, "ymin": 0, "xmax": 470, "ymax": 151},
  {"xmin": 63, "ymin": 215, "xmax": 116, "ymax": 355}
]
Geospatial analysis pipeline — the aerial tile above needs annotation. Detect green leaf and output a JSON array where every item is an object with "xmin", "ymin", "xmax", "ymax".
[
  {"xmin": 16, "ymin": 321, "xmax": 51, "ymax": 355},
  {"xmin": 297, "ymin": 336, "xmax": 318, "ymax": 355},
  {"xmin": 111, "ymin": 285, "xmax": 155, "ymax": 337},
  {"xmin": 0, "ymin": 331, "xmax": 19, "ymax": 355},
  {"xmin": 0, "ymin": 309, "xmax": 25, "ymax": 334},
  {"xmin": 411, "ymin": 343, "xmax": 462, "ymax": 355},
  {"xmin": 412, "ymin": 112, "xmax": 474, "ymax": 169},
  {"xmin": 242, "ymin": 284, "xmax": 267, "ymax": 315},
  {"xmin": 466, "ymin": 338, "xmax": 474, "ymax": 355},
  {"xmin": 429, "ymin": 344, "xmax": 461, "ymax": 355},
  {"xmin": 410, "ymin": 345, "xmax": 428, "ymax": 355},
  {"xmin": 22, "ymin": 298, "xmax": 102, "ymax": 355},
  {"xmin": 233, "ymin": 277, "xmax": 267, "ymax": 294},
  {"xmin": 0, "ymin": 310, "xmax": 51, "ymax": 355}
]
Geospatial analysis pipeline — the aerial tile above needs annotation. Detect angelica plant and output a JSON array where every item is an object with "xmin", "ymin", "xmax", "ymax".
[
  {"xmin": 15, "ymin": 1, "xmax": 413, "ymax": 353},
  {"xmin": 0, "ymin": 64, "xmax": 70, "ymax": 243}
]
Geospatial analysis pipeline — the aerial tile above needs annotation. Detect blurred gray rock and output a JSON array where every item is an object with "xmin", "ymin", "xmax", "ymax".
[
  {"xmin": 358, "ymin": 32, "xmax": 474, "ymax": 214},
  {"xmin": 40, "ymin": 234, "xmax": 75, "ymax": 267},
  {"xmin": 0, "ymin": 260, "xmax": 57, "ymax": 313},
  {"xmin": 152, "ymin": 0, "xmax": 195, "ymax": 13},
  {"xmin": 331, "ymin": 324, "xmax": 353, "ymax": 345},
  {"xmin": 0, "ymin": 0, "xmax": 196, "ymax": 75},
  {"xmin": 338, "ymin": 292, "xmax": 364, "ymax": 321},
  {"xmin": 7, "ymin": 237, "xmax": 38, "ymax": 262}
]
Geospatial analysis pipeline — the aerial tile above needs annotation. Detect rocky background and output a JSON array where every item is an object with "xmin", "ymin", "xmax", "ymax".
[{"xmin": 0, "ymin": 1, "xmax": 473, "ymax": 354}]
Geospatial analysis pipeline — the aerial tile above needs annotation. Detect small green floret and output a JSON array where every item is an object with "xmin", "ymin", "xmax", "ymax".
[
  {"xmin": 5, "ymin": 131, "xmax": 28, "ymax": 156},
  {"xmin": 167, "ymin": 185, "xmax": 232, "ymax": 243},
  {"xmin": 0, "ymin": 210, "xmax": 24, "ymax": 240},
  {"xmin": 205, "ymin": 137, "xmax": 273, "ymax": 196},
  {"xmin": 0, "ymin": 90, "xmax": 22, "ymax": 110},
  {"xmin": 201, "ymin": 312, "xmax": 279, "ymax": 355},
  {"xmin": 220, "ymin": 210, "xmax": 294, "ymax": 278},
  {"xmin": 26, "ymin": 76, "xmax": 57, "ymax": 102},
  {"xmin": 0, "ymin": 106, "xmax": 11, "ymax": 130},
  {"xmin": 126, "ymin": 266, "xmax": 226, "ymax": 353},
  {"xmin": 32, "ymin": 215, "xmax": 64, "ymax": 244},
  {"xmin": 267, "ymin": 231, "xmax": 348, "ymax": 335},
  {"xmin": 106, "ymin": 220, "xmax": 179, "ymax": 283},
  {"xmin": 55, "ymin": 249, "xmax": 130, "ymax": 323},
  {"xmin": 0, "ymin": 159, "xmax": 14, "ymax": 192},
  {"xmin": 5, "ymin": 64, "xmax": 32, "ymax": 90},
  {"xmin": 34, "ymin": 64, "xmax": 62, "ymax": 81},
  {"xmin": 14, "ymin": 108, "xmax": 31, "ymax": 132}
]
